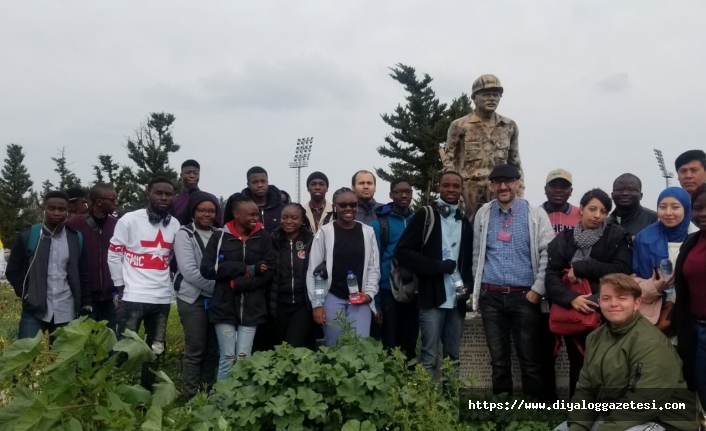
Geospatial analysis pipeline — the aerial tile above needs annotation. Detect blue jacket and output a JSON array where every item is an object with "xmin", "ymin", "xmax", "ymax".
[{"xmin": 370, "ymin": 204, "xmax": 414, "ymax": 306}]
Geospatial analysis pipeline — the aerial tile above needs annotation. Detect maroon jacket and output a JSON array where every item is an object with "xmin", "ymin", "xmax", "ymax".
[{"xmin": 65, "ymin": 213, "xmax": 118, "ymax": 302}]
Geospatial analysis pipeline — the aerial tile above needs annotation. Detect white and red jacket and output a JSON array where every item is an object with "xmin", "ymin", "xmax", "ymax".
[{"xmin": 108, "ymin": 209, "xmax": 180, "ymax": 304}]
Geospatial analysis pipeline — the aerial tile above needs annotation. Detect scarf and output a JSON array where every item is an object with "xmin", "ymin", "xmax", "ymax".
[
  {"xmin": 632, "ymin": 187, "xmax": 692, "ymax": 278},
  {"xmin": 571, "ymin": 221, "xmax": 605, "ymax": 263}
]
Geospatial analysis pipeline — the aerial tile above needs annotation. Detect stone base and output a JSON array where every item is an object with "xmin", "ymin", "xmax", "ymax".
[{"xmin": 460, "ymin": 311, "xmax": 571, "ymax": 400}]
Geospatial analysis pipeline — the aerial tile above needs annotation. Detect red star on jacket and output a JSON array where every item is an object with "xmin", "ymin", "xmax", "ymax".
[{"xmin": 123, "ymin": 230, "xmax": 173, "ymax": 270}]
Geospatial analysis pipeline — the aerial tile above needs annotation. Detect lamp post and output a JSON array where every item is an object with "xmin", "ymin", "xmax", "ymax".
[
  {"xmin": 653, "ymin": 149, "xmax": 674, "ymax": 189},
  {"xmin": 289, "ymin": 137, "xmax": 314, "ymax": 203}
]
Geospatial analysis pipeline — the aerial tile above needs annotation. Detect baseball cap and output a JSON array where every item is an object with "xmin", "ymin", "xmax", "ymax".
[{"xmin": 546, "ymin": 169, "xmax": 572, "ymax": 185}]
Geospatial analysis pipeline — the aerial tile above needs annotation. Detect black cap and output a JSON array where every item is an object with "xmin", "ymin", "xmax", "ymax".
[
  {"xmin": 66, "ymin": 187, "xmax": 87, "ymax": 200},
  {"xmin": 488, "ymin": 164, "xmax": 521, "ymax": 180},
  {"xmin": 306, "ymin": 171, "xmax": 329, "ymax": 187},
  {"xmin": 188, "ymin": 191, "xmax": 219, "ymax": 218}
]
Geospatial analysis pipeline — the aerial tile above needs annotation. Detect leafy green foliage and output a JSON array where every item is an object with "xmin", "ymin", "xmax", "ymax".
[{"xmin": 0, "ymin": 317, "xmax": 176, "ymax": 430}]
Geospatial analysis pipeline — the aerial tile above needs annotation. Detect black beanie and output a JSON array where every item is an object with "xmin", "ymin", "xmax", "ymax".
[
  {"xmin": 188, "ymin": 191, "xmax": 219, "ymax": 218},
  {"xmin": 306, "ymin": 171, "xmax": 329, "ymax": 187}
]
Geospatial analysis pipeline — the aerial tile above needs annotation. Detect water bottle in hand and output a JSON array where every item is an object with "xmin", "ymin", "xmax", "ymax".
[
  {"xmin": 347, "ymin": 270, "xmax": 364, "ymax": 304},
  {"xmin": 659, "ymin": 259, "xmax": 673, "ymax": 278},
  {"xmin": 443, "ymin": 248, "xmax": 465, "ymax": 293},
  {"xmin": 314, "ymin": 272, "xmax": 326, "ymax": 307}
]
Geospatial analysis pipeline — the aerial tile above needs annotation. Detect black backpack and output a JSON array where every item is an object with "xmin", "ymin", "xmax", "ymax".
[{"xmin": 381, "ymin": 207, "xmax": 434, "ymax": 303}]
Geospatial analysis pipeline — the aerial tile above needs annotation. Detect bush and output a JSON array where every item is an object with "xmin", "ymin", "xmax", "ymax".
[{"xmin": 0, "ymin": 317, "xmax": 177, "ymax": 430}]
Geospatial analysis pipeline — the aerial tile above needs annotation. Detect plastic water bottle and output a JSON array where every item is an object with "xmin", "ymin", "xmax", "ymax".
[
  {"xmin": 314, "ymin": 272, "xmax": 326, "ymax": 306},
  {"xmin": 659, "ymin": 259, "xmax": 673, "ymax": 278},
  {"xmin": 443, "ymin": 247, "xmax": 465, "ymax": 293},
  {"xmin": 346, "ymin": 270, "xmax": 359, "ymax": 295}
]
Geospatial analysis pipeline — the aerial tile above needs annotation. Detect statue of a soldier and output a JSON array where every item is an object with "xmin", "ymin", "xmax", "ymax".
[{"xmin": 443, "ymin": 74, "xmax": 524, "ymax": 215}]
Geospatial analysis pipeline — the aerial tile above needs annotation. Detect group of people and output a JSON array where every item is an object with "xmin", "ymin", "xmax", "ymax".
[{"xmin": 5, "ymin": 71, "xmax": 706, "ymax": 429}]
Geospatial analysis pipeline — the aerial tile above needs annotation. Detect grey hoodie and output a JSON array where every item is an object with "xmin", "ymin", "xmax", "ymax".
[{"xmin": 173, "ymin": 222, "xmax": 216, "ymax": 304}]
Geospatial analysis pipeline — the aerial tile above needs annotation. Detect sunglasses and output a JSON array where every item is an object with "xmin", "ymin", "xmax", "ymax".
[{"xmin": 336, "ymin": 202, "xmax": 358, "ymax": 209}]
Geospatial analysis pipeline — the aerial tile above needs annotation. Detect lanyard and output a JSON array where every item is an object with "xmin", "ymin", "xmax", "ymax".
[{"xmin": 500, "ymin": 213, "xmax": 514, "ymax": 230}]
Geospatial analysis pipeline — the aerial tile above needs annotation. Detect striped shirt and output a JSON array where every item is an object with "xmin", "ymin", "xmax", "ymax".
[{"xmin": 481, "ymin": 199, "xmax": 535, "ymax": 287}]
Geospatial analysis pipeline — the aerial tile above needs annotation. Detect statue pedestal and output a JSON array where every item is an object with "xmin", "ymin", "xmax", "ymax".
[{"xmin": 459, "ymin": 311, "xmax": 571, "ymax": 400}]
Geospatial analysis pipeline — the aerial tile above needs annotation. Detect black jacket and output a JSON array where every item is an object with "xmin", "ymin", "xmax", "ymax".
[
  {"xmin": 270, "ymin": 228, "xmax": 314, "ymax": 314},
  {"xmin": 241, "ymin": 185, "xmax": 286, "ymax": 233},
  {"xmin": 545, "ymin": 223, "xmax": 632, "ymax": 308},
  {"xmin": 200, "ymin": 223, "xmax": 276, "ymax": 327},
  {"xmin": 608, "ymin": 206, "xmax": 658, "ymax": 238},
  {"xmin": 6, "ymin": 224, "xmax": 90, "ymax": 320},
  {"xmin": 394, "ymin": 203, "xmax": 473, "ymax": 314},
  {"xmin": 674, "ymin": 231, "xmax": 703, "ymax": 391}
]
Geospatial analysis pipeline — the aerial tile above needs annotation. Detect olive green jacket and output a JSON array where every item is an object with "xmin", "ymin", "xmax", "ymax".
[{"xmin": 568, "ymin": 312, "xmax": 698, "ymax": 431}]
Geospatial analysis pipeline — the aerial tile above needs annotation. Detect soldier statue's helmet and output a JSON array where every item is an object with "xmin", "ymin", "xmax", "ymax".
[{"xmin": 471, "ymin": 74, "xmax": 504, "ymax": 97}]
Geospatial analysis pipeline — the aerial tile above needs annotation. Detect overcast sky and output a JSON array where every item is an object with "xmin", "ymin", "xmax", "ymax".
[{"xmin": 1, "ymin": 0, "xmax": 705, "ymax": 211}]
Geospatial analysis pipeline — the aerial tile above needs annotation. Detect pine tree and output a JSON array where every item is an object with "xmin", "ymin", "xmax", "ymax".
[
  {"xmin": 92, "ymin": 154, "xmax": 120, "ymax": 185},
  {"xmin": 118, "ymin": 112, "xmax": 181, "ymax": 213},
  {"xmin": 51, "ymin": 147, "xmax": 82, "ymax": 189},
  {"xmin": 0, "ymin": 144, "xmax": 36, "ymax": 246},
  {"xmin": 376, "ymin": 64, "xmax": 471, "ymax": 206}
]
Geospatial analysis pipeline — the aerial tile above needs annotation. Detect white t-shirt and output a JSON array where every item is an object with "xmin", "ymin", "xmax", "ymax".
[{"xmin": 108, "ymin": 209, "xmax": 180, "ymax": 304}]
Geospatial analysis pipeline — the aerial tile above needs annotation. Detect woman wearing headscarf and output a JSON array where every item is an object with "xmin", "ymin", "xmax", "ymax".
[
  {"xmin": 632, "ymin": 187, "xmax": 691, "ymax": 336},
  {"xmin": 545, "ymin": 188, "xmax": 632, "ymax": 397}
]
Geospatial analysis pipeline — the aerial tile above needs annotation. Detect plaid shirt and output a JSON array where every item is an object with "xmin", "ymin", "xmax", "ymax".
[{"xmin": 481, "ymin": 199, "xmax": 535, "ymax": 287}]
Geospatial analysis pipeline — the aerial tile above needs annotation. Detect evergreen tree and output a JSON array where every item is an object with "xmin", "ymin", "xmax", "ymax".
[
  {"xmin": 51, "ymin": 147, "xmax": 82, "ymax": 189},
  {"xmin": 119, "ymin": 112, "xmax": 181, "ymax": 212},
  {"xmin": 0, "ymin": 144, "xmax": 36, "ymax": 246},
  {"xmin": 376, "ymin": 64, "xmax": 471, "ymax": 206},
  {"xmin": 92, "ymin": 154, "xmax": 120, "ymax": 185}
]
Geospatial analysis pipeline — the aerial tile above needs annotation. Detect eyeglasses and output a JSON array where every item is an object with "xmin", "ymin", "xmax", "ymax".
[
  {"xmin": 613, "ymin": 188, "xmax": 641, "ymax": 194},
  {"xmin": 391, "ymin": 189, "xmax": 413, "ymax": 196},
  {"xmin": 195, "ymin": 208, "xmax": 217, "ymax": 215},
  {"xmin": 490, "ymin": 179, "xmax": 517, "ymax": 186},
  {"xmin": 335, "ymin": 202, "xmax": 358, "ymax": 209}
]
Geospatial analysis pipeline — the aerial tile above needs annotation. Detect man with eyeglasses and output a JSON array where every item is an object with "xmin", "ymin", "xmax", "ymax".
[
  {"xmin": 608, "ymin": 173, "xmax": 657, "ymax": 238},
  {"xmin": 472, "ymin": 164, "xmax": 554, "ymax": 401},
  {"xmin": 443, "ymin": 74, "xmax": 524, "ymax": 215},
  {"xmin": 66, "ymin": 183, "xmax": 120, "ymax": 331},
  {"xmin": 370, "ymin": 179, "xmax": 416, "ymax": 359}
]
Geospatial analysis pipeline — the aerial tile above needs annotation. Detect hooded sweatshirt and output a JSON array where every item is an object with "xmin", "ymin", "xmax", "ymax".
[
  {"xmin": 200, "ymin": 221, "xmax": 276, "ymax": 326},
  {"xmin": 241, "ymin": 185, "xmax": 286, "ymax": 233},
  {"xmin": 370, "ymin": 203, "xmax": 414, "ymax": 307}
]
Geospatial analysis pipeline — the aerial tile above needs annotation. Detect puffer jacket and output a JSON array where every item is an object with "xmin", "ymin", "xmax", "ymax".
[
  {"xmin": 545, "ymin": 223, "xmax": 632, "ymax": 309},
  {"xmin": 270, "ymin": 227, "xmax": 314, "ymax": 314},
  {"xmin": 200, "ymin": 221, "xmax": 276, "ymax": 327},
  {"xmin": 567, "ymin": 312, "xmax": 698, "ymax": 431}
]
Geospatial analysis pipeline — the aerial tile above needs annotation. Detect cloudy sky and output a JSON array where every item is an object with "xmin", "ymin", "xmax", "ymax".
[{"xmin": 1, "ymin": 0, "xmax": 705, "ymax": 211}]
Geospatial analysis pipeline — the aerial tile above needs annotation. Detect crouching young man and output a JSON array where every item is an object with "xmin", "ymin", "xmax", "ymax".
[{"xmin": 555, "ymin": 274, "xmax": 698, "ymax": 431}]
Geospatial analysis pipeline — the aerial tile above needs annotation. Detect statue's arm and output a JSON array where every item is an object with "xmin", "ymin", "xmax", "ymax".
[{"xmin": 444, "ymin": 120, "xmax": 463, "ymax": 170}]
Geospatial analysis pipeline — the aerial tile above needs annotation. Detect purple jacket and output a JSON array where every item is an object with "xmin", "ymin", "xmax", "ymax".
[{"xmin": 65, "ymin": 213, "xmax": 118, "ymax": 302}]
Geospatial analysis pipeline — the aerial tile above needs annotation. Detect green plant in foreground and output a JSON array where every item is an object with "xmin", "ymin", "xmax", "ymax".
[{"xmin": 0, "ymin": 317, "xmax": 176, "ymax": 430}]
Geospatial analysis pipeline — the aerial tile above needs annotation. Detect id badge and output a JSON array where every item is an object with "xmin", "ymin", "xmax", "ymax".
[{"xmin": 497, "ymin": 231, "xmax": 512, "ymax": 242}]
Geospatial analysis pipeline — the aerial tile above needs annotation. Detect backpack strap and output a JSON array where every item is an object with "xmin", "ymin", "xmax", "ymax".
[
  {"xmin": 26, "ymin": 224, "xmax": 42, "ymax": 256},
  {"xmin": 378, "ymin": 216, "xmax": 390, "ymax": 266}
]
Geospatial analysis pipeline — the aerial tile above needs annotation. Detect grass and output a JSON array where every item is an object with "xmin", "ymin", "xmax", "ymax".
[{"xmin": 0, "ymin": 282, "xmax": 187, "ymax": 397}]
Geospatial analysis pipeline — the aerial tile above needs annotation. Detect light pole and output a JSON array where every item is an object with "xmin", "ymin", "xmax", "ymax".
[
  {"xmin": 653, "ymin": 149, "xmax": 674, "ymax": 189},
  {"xmin": 289, "ymin": 137, "xmax": 314, "ymax": 203}
]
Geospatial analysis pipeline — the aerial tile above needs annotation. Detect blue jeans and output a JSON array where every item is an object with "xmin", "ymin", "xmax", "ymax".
[
  {"xmin": 321, "ymin": 293, "xmax": 372, "ymax": 347},
  {"xmin": 478, "ymin": 289, "xmax": 543, "ymax": 399},
  {"xmin": 694, "ymin": 321, "xmax": 706, "ymax": 410},
  {"xmin": 18, "ymin": 309, "xmax": 68, "ymax": 340},
  {"xmin": 418, "ymin": 306, "xmax": 463, "ymax": 377},
  {"xmin": 214, "ymin": 323, "xmax": 257, "ymax": 381}
]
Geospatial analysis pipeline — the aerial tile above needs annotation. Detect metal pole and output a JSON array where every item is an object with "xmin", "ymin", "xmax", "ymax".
[
  {"xmin": 289, "ymin": 137, "xmax": 314, "ymax": 204},
  {"xmin": 296, "ymin": 166, "xmax": 301, "ymax": 203}
]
